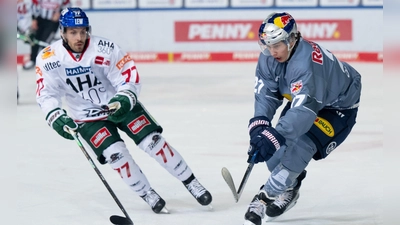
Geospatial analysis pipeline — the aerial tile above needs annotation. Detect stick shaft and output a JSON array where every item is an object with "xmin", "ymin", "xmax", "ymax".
[
  {"xmin": 70, "ymin": 130, "xmax": 132, "ymax": 222},
  {"xmin": 236, "ymin": 162, "xmax": 254, "ymax": 200}
]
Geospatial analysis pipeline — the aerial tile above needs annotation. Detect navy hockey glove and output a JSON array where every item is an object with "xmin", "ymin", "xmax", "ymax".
[
  {"xmin": 247, "ymin": 116, "xmax": 285, "ymax": 163},
  {"xmin": 46, "ymin": 108, "xmax": 78, "ymax": 140},
  {"xmin": 107, "ymin": 90, "xmax": 137, "ymax": 123}
]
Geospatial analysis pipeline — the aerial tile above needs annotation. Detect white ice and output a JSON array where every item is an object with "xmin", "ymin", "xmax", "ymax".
[{"xmin": 16, "ymin": 62, "xmax": 382, "ymax": 225}]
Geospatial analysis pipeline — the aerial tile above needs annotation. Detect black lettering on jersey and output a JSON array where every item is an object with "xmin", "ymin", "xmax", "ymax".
[
  {"xmin": 66, "ymin": 75, "xmax": 103, "ymax": 93},
  {"xmin": 43, "ymin": 61, "xmax": 61, "ymax": 71},
  {"xmin": 98, "ymin": 40, "xmax": 114, "ymax": 55},
  {"xmin": 66, "ymin": 78, "xmax": 79, "ymax": 93},
  {"xmin": 93, "ymin": 76, "xmax": 102, "ymax": 86}
]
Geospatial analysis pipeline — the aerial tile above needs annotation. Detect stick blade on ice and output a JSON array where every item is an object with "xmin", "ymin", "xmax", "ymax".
[
  {"xmin": 110, "ymin": 215, "xmax": 133, "ymax": 225},
  {"xmin": 221, "ymin": 167, "xmax": 239, "ymax": 202}
]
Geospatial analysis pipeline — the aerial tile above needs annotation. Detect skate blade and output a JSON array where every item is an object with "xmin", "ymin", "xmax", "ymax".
[
  {"xmin": 204, "ymin": 204, "xmax": 213, "ymax": 211},
  {"xmin": 159, "ymin": 206, "xmax": 170, "ymax": 214},
  {"xmin": 265, "ymin": 200, "xmax": 298, "ymax": 222}
]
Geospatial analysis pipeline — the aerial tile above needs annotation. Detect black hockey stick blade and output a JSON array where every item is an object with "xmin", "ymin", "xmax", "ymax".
[{"xmin": 110, "ymin": 215, "xmax": 134, "ymax": 225}]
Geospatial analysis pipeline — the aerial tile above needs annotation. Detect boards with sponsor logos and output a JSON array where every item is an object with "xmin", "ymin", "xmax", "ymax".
[
  {"xmin": 17, "ymin": 1, "xmax": 382, "ymax": 63},
  {"xmin": 70, "ymin": 0, "xmax": 381, "ymax": 9}
]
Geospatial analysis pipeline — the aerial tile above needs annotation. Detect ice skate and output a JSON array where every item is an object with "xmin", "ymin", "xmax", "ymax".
[
  {"xmin": 22, "ymin": 60, "xmax": 35, "ymax": 70},
  {"xmin": 243, "ymin": 187, "xmax": 273, "ymax": 225},
  {"xmin": 141, "ymin": 188, "xmax": 169, "ymax": 213},
  {"xmin": 266, "ymin": 170, "xmax": 307, "ymax": 221},
  {"xmin": 183, "ymin": 175, "xmax": 213, "ymax": 209}
]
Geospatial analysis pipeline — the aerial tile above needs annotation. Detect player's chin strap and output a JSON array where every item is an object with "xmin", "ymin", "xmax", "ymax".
[{"xmin": 286, "ymin": 32, "xmax": 301, "ymax": 62}]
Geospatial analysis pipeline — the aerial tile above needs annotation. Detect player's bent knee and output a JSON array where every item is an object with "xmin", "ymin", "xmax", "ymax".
[
  {"xmin": 102, "ymin": 141, "xmax": 132, "ymax": 165},
  {"xmin": 138, "ymin": 132, "xmax": 164, "ymax": 156}
]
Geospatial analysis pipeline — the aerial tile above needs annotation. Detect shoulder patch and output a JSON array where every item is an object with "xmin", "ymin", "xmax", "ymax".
[
  {"xmin": 290, "ymin": 80, "xmax": 303, "ymax": 94},
  {"xmin": 41, "ymin": 46, "xmax": 55, "ymax": 59}
]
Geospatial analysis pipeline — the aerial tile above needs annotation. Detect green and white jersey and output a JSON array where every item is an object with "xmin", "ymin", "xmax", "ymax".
[{"xmin": 35, "ymin": 35, "xmax": 141, "ymax": 122}]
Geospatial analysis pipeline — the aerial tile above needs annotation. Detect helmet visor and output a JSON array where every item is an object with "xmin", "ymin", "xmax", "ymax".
[{"xmin": 258, "ymin": 32, "xmax": 289, "ymax": 56}]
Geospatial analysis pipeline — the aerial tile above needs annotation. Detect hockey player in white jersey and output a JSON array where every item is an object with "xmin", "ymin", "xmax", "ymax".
[
  {"xmin": 35, "ymin": 7, "xmax": 212, "ymax": 213},
  {"xmin": 17, "ymin": 0, "xmax": 32, "ymax": 38},
  {"xmin": 243, "ymin": 12, "xmax": 361, "ymax": 225},
  {"xmin": 17, "ymin": 0, "xmax": 34, "ymax": 102}
]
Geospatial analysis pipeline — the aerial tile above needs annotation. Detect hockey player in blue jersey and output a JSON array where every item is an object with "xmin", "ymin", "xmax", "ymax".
[{"xmin": 243, "ymin": 12, "xmax": 361, "ymax": 225}]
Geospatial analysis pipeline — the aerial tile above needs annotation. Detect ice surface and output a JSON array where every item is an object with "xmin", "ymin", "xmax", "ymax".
[{"xmin": 16, "ymin": 62, "xmax": 383, "ymax": 225}]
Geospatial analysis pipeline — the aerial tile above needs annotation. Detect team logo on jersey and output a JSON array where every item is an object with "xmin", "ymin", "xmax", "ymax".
[
  {"xmin": 290, "ymin": 80, "xmax": 303, "ymax": 94},
  {"xmin": 314, "ymin": 117, "xmax": 334, "ymax": 137},
  {"xmin": 90, "ymin": 127, "xmax": 111, "ymax": 148},
  {"xmin": 41, "ymin": 47, "xmax": 55, "ymax": 59},
  {"xmin": 65, "ymin": 66, "xmax": 91, "ymax": 76},
  {"xmin": 95, "ymin": 56, "xmax": 110, "ymax": 66},
  {"xmin": 98, "ymin": 40, "xmax": 114, "ymax": 55},
  {"xmin": 128, "ymin": 115, "xmax": 150, "ymax": 134}
]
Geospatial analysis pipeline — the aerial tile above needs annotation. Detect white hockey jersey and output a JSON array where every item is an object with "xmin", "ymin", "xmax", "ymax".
[
  {"xmin": 35, "ymin": 35, "xmax": 141, "ymax": 122},
  {"xmin": 17, "ymin": 0, "xmax": 32, "ymax": 33}
]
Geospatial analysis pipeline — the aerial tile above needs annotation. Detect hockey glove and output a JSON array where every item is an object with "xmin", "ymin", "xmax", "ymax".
[
  {"xmin": 247, "ymin": 116, "xmax": 285, "ymax": 163},
  {"xmin": 107, "ymin": 90, "xmax": 137, "ymax": 123},
  {"xmin": 46, "ymin": 108, "xmax": 78, "ymax": 140}
]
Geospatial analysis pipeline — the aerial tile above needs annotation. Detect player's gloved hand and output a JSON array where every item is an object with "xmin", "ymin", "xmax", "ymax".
[
  {"xmin": 247, "ymin": 116, "xmax": 285, "ymax": 163},
  {"xmin": 107, "ymin": 90, "xmax": 137, "ymax": 123},
  {"xmin": 46, "ymin": 108, "xmax": 78, "ymax": 140}
]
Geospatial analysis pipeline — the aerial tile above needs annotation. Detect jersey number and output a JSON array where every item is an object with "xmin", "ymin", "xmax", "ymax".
[
  {"xmin": 254, "ymin": 77, "xmax": 264, "ymax": 94},
  {"xmin": 122, "ymin": 66, "xmax": 139, "ymax": 83},
  {"xmin": 36, "ymin": 78, "xmax": 44, "ymax": 96},
  {"xmin": 17, "ymin": 4, "xmax": 27, "ymax": 14},
  {"xmin": 291, "ymin": 94, "xmax": 306, "ymax": 108}
]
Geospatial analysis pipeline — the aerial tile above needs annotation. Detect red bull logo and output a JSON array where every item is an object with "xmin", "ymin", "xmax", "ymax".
[
  {"xmin": 290, "ymin": 80, "xmax": 303, "ymax": 94},
  {"xmin": 274, "ymin": 14, "xmax": 293, "ymax": 28}
]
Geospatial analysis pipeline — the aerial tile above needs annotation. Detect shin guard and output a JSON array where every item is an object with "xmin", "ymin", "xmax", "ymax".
[
  {"xmin": 102, "ymin": 141, "xmax": 151, "ymax": 196},
  {"xmin": 138, "ymin": 132, "xmax": 193, "ymax": 182}
]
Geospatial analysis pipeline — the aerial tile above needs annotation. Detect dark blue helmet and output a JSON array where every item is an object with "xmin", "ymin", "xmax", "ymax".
[{"xmin": 59, "ymin": 7, "xmax": 90, "ymax": 31}]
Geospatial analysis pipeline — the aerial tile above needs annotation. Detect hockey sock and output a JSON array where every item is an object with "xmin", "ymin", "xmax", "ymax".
[
  {"xmin": 102, "ymin": 141, "xmax": 151, "ymax": 196},
  {"xmin": 138, "ymin": 132, "xmax": 193, "ymax": 182}
]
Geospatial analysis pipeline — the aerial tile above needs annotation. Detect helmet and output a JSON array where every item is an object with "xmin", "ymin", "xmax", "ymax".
[
  {"xmin": 258, "ymin": 12, "xmax": 298, "ymax": 55},
  {"xmin": 59, "ymin": 7, "xmax": 90, "ymax": 31}
]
